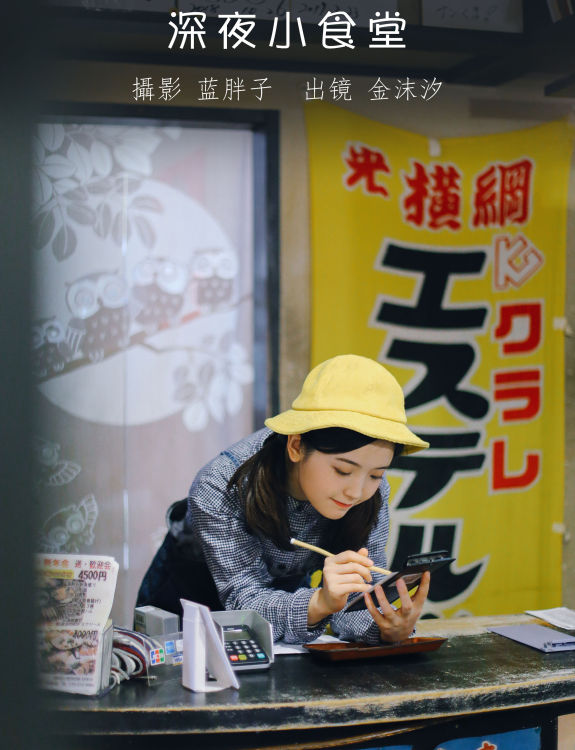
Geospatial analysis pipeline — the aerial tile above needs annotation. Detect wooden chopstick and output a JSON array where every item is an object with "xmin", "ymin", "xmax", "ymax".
[{"xmin": 290, "ymin": 537, "xmax": 391, "ymax": 576}]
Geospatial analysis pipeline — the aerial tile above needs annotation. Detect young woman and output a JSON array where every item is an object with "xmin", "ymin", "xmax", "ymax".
[{"xmin": 137, "ymin": 354, "xmax": 430, "ymax": 644}]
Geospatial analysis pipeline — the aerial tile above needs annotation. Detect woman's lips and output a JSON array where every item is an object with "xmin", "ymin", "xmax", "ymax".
[{"xmin": 331, "ymin": 498, "xmax": 353, "ymax": 509}]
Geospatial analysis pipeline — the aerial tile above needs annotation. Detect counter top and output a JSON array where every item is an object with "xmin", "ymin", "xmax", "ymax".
[{"xmin": 44, "ymin": 614, "xmax": 575, "ymax": 738}]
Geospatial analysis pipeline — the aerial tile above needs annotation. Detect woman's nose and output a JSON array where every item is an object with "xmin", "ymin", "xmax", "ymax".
[{"xmin": 343, "ymin": 477, "xmax": 363, "ymax": 501}]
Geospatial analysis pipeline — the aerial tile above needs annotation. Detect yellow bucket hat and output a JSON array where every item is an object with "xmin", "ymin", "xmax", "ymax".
[{"xmin": 265, "ymin": 354, "xmax": 428, "ymax": 455}]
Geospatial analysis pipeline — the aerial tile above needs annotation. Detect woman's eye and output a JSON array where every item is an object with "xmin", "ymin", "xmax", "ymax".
[
  {"xmin": 371, "ymin": 474, "xmax": 384, "ymax": 481},
  {"xmin": 334, "ymin": 468, "xmax": 351, "ymax": 476}
]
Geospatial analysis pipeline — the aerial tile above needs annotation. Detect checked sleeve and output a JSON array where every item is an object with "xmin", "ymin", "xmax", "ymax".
[{"xmin": 187, "ymin": 450, "xmax": 329, "ymax": 644}]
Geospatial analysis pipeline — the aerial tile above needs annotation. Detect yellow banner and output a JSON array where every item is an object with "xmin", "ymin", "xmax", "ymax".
[{"xmin": 306, "ymin": 101, "xmax": 574, "ymax": 616}]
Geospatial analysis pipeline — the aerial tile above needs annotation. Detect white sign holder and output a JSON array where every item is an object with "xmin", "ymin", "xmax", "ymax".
[{"xmin": 180, "ymin": 599, "xmax": 240, "ymax": 693}]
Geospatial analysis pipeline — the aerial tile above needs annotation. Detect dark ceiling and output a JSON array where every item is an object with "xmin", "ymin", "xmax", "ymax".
[{"xmin": 47, "ymin": 2, "xmax": 575, "ymax": 96}]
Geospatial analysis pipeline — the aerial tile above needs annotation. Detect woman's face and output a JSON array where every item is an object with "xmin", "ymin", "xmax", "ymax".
[{"xmin": 286, "ymin": 435, "xmax": 396, "ymax": 520}]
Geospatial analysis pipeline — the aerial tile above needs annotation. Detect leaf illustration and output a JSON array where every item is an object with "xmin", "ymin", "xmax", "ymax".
[
  {"xmin": 173, "ymin": 365, "xmax": 189, "ymax": 384},
  {"xmin": 87, "ymin": 177, "xmax": 116, "ymax": 194},
  {"xmin": 114, "ymin": 144, "xmax": 152, "ymax": 176},
  {"xmin": 207, "ymin": 374, "xmax": 227, "ymax": 423},
  {"xmin": 175, "ymin": 383, "xmax": 196, "ymax": 401},
  {"xmin": 66, "ymin": 203, "xmax": 97, "ymax": 226},
  {"xmin": 37, "ymin": 123, "xmax": 65, "ymax": 152},
  {"xmin": 228, "ymin": 342, "xmax": 247, "ymax": 363},
  {"xmin": 219, "ymin": 330, "xmax": 236, "ymax": 351},
  {"xmin": 90, "ymin": 141, "xmax": 113, "ymax": 177},
  {"xmin": 42, "ymin": 153, "xmax": 76, "ymax": 180},
  {"xmin": 131, "ymin": 195, "xmax": 163, "ymax": 213},
  {"xmin": 94, "ymin": 203, "xmax": 111, "ymax": 237},
  {"xmin": 111, "ymin": 211, "xmax": 130, "ymax": 246},
  {"xmin": 64, "ymin": 186, "xmax": 89, "ymax": 202},
  {"xmin": 199, "ymin": 361, "xmax": 214, "ymax": 386},
  {"xmin": 183, "ymin": 400, "xmax": 209, "ymax": 432},
  {"xmin": 52, "ymin": 225, "xmax": 77, "ymax": 261},
  {"xmin": 133, "ymin": 215, "xmax": 155, "ymax": 249},
  {"xmin": 33, "ymin": 211, "xmax": 56, "ymax": 250},
  {"xmin": 230, "ymin": 361, "xmax": 254, "ymax": 385},
  {"xmin": 54, "ymin": 178, "xmax": 79, "ymax": 195},
  {"xmin": 226, "ymin": 380, "xmax": 243, "ymax": 416},
  {"xmin": 67, "ymin": 141, "xmax": 93, "ymax": 183},
  {"xmin": 120, "ymin": 130, "xmax": 161, "ymax": 155},
  {"xmin": 73, "ymin": 131, "xmax": 93, "ymax": 150},
  {"xmin": 33, "ymin": 169, "xmax": 53, "ymax": 206}
]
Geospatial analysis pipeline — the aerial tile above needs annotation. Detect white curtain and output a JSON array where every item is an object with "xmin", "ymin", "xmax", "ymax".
[{"xmin": 32, "ymin": 121, "xmax": 255, "ymax": 626}]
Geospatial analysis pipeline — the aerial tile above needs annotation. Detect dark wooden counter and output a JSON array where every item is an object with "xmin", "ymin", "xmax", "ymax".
[{"xmin": 43, "ymin": 616, "xmax": 575, "ymax": 748}]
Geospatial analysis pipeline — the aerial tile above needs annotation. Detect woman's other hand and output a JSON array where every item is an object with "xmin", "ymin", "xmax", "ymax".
[{"xmin": 364, "ymin": 571, "xmax": 430, "ymax": 642}]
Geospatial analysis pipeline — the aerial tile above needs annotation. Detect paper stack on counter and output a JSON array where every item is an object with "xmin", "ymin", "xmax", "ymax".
[
  {"xmin": 36, "ymin": 554, "xmax": 118, "ymax": 695},
  {"xmin": 525, "ymin": 607, "xmax": 575, "ymax": 630}
]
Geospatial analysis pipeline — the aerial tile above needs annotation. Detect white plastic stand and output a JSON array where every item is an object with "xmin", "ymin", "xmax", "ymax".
[{"xmin": 180, "ymin": 599, "xmax": 239, "ymax": 693}]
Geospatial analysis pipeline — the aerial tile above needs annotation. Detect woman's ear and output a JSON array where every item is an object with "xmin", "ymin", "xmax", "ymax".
[{"xmin": 286, "ymin": 434, "xmax": 304, "ymax": 463}]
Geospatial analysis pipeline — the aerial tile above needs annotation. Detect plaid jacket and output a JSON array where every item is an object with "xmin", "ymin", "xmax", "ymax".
[{"xmin": 185, "ymin": 428, "xmax": 390, "ymax": 644}]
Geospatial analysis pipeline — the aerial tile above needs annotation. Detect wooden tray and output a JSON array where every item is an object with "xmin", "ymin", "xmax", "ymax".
[{"xmin": 303, "ymin": 636, "xmax": 447, "ymax": 661}]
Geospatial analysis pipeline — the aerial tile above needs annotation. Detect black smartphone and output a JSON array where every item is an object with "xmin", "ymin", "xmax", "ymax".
[{"xmin": 343, "ymin": 550, "xmax": 455, "ymax": 613}]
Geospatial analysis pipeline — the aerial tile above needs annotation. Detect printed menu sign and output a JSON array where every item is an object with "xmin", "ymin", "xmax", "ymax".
[{"xmin": 37, "ymin": 554, "xmax": 118, "ymax": 695}]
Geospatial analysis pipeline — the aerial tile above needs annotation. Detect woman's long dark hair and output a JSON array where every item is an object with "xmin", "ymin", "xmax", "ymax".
[{"xmin": 228, "ymin": 429, "xmax": 402, "ymax": 552}]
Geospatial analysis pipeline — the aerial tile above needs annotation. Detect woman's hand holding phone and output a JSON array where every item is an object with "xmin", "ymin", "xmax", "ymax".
[{"xmin": 364, "ymin": 570, "xmax": 430, "ymax": 642}]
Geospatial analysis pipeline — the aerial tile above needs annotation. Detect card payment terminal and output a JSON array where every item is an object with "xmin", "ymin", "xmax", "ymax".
[
  {"xmin": 211, "ymin": 610, "xmax": 274, "ymax": 672},
  {"xmin": 223, "ymin": 625, "xmax": 270, "ymax": 667}
]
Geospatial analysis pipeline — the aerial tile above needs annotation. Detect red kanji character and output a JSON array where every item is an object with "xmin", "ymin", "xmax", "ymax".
[
  {"xmin": 500, "ymin": 160, "xmax": 532, "ymax": 225},
  {"xmin": 75, "ymin": 560, "xmax": 82, "ymax": 568},
  {"xmin": 491, "ymin": 438, "xmax": 540, "ymax": 491},
  {"xmin": 90, "ymin": 560, "xmax": 97, "ymax": 569},
  {"xmin": 472, "ymin": 165, "xmax": 498, "ymax": 227},
  {"xmin": 43, "ymin": 558, "xmax": 51, "ymax": 567},
  {"xmin": 402, "ymin": 161, "xmax": 462, "ymax": 229},
  {"xmin": 343, "ymin": 143, "xmax": 390, "ymax": 198},
  {"xmin": 493, "ymin": 302, "xmax": 542, "ymax": 355},
  {"xmin": 472, "ymin": 159, "xmax": 533, "ymax": 227},
  {"xmin": 402, "ymin": 161, "xmax": 428, "ymax": 226},
  {"xmin": 62, "ymin": 559, "xmax": 69, "ymax": 568},
  {"xmin": 493, "ymin": 369, "xmax": 541, "ymax": 422},
  {"xmin": 493, "ymin": 234, "xmax": 544, "ymax": 290},
  {"xmin": 428, "ymin": 164, "xmax": 462, "ymax": 229}
]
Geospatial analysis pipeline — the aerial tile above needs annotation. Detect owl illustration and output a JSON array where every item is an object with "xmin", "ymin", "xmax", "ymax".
[
  {"xmin": 31, "ymin": 317, "xmax": 73, "ymax": 379},
  {"xmin": 32, "ymin": 436, "xmax": 81, "ymax": 488},
  {"xmin": 65, "ymin": 271, "xmax": 131, "ymax": 362},
  {"xmin": 191, "ymin": 249, "xmax": 239, "ymax": 311},
  {"xmin": 131, "ymin": 257, "xmax": 189, "ymax": 332},
  {"xmin": 39, "ymin": 494, "xmax": 99, "ymax": 554}
]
